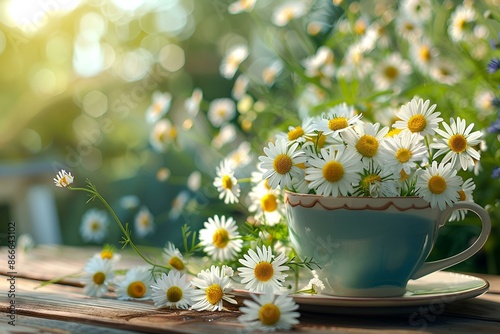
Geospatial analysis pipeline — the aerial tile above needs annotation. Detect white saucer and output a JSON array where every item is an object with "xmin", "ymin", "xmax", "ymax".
[{"xmin": 232, "ymin": 271, "xmax": 489, "ymax": 315}]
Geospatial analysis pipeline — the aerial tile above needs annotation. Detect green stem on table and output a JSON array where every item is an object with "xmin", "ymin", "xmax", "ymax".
[{"xmin": 68, "ymin": 180, "xmax": 170, "ymax": 273}]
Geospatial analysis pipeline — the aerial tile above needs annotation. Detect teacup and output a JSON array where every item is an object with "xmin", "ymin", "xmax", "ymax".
[{"xmin": 285, "ymin": 191, "xmax": 491, "ymax": 297}]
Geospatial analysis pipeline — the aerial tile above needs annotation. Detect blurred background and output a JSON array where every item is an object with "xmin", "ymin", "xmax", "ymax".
[{"xmin": 0, "ymin": 0, "xmax": 499, "ymax": 274}]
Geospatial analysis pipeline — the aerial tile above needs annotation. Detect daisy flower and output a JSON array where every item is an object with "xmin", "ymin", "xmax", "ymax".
[
  {"xmin": 247, "ymin": 180, "xmax": 285, "ymax": 226},
  {"xmin": 213, "ymin": 159, "xmax": 241, "ymax": 204},
  {"xmin": 410, "ymin": 39, "xmax": 438, "ymax": 75},
  {"xmin": 184, "ymin": 88, "xmax": 203, "ymax": 117},
  {"xmin": 219, "ymin": 45, "xmax": 249, "ymax": 79},
  {"xmin": 354, "ymin": 164, "xmax": 399, "ymax": 198},
  {"xmin": 400, "ymin": 0, "xmax": 432, "ymax": 22},
  {"xmin": 237, "ymin": 245, "xmax": 289, "ymax": 293},
  {"xmin": 238, "ymin": 287, "xmax": 300, "ymax": 332},
  {"xmin": 416, "ymin": 161, "xmax": 462, "ymax": 210},
  {"xmin": 151, "ymin": 270, "xmax": 194, "ymax": 309},
  {"xmin": 115, "ymin": 266, "xmax": 153, "ymax": 300},
  {"xmin": 449, "ymin": 178, "xmax": 476, "ymax": 222},
  {"xmin": 54, "ymin": 169, "xmax": 74, "ymax": 188},
  {"xmin": 212, "ymin": 123, "xmax": 237, "ymax": 149},
  {"xmin": 261, "ymin": 60, "xmax": 283, "ymax": 86},
  {"xmin": 297, "ymin": 277, "xmax": 325, "ymax": 295},
  {"xmin": 134, "ymin": 206, "xmax": 155, "ymax": 238},
  {"xmin": 149, "ymin": 119, "xmax": 177, "ymax": 152},
  {"xmin": 228, "ymin": 0, "xmax": 256, "ymax": 14},
  {"xmin": 94, "ymin": 245, "xmax": 121, "ymax": 263},
  {"xmin": 258, "ymin": 138, "xmax": 306, "ymax": 190},
  {"xmin": 379, "ymin": 131, "xmax": 428, "ymax": 177},
  {"xmin": 393, "ymin": 97, "xmax": 443, "ymax": 136},
  {"xmin": 302, "ymin": 46, "xmax": 335, "ymax": 86},
  {"xmin": 119, "ymin": 195, "xmax": 140, "ymax": 210},
  {"xmin": 207, "ymin": 98, "xmax": 236, "ymax": 128},
  {"xmin": 80, "ymin": 208, "xmax": 109, "ymax": 243},
  {"xmin": 168, "ymin": 190, "xmax": 190, "ymax": 220},
  {"xmin": 146, "ymin": 91, "xmax": 172, "ymax": 124},
  {"xmin": 163, "ymin": 242, "xmax": 187, "ymax": 272},
  {"xmin": 276, "ymin": 117, "xmax": 317, "ymax": 145},
  {"xmin": 395, "ymin": 16, "xmax": 422, "ymax": 41},
  {"xmin": 198, "ymin": 215, "xmax": 243, "ymax": 262},
  {"xmin": 372, "ymin": 53, "xmax": 412, "ymax": 91},
  {"xmin": 232, "ymin": 74, "xmax": 249, "ymax": 100},
  {"xmin": 305, "ymin": 147, "xmax": 362, "ymax": 197},
  {"xmin": 272, "ymin": 1, "xmax": 308, "ymax": 27},
  {"xmin": 227, "ymin": 141, "xmax": 253, "ymax": 168},
  {"xmin": 429, "ymin": 60, "xmax": 461, "ymax": 85},
  {"xmin": 313, "ymin": 103, "xmax": 363, "ymax": 137},
  {"xmin": 81, "ymin": 257, "xmax": 114, "ymax": 297},
  {"xmin": 432, "ymin": 117, "xmax": 483, "ymax": 171},
  {"xmin": 448, "ymin": 5, "xmax": 477, "ymax": 43},
  {"xmin": 340, "ymin": 122, "xmax": 389, "ymax": 166},
  {"xmin": 191, "ymin": 265, "xmax": 237, "ymax": 311}
]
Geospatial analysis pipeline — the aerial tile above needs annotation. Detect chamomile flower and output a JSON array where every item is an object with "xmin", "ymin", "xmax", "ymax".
[
  {"xmin": 297, "ymin": 277, "xmax": 325, "ymax": 295},
  {"xmin": 429, "ymin": 60, "xmax": 461, "ymax": 85},
  {"xmin": 432, "ymin": 117, "xmax": 483, "ymax": 171},
  {"xmin": 372, "ymin": 53, "xmax": 412, "ymax": 91},
  {"xmin": 191, "ymin": 265, "xmax": 237, "ymax": 311},
  {"xmin": 220, "ymin": 45, "xmax": 249, "ymax": 79},
  {"xmin": 168, "ymin": 190, "xmax": 190, "ymax": 220},
  {"xmin": 94, "ymin": 245, "xmax": 121, "ymax": 263},
  {"xmin": 163, "ymin": 242, "xmax": 186, "ymax": 272},
  {"xmin": 393, "ymin": 97, "xmax": 443, "ymax": 136},
  {"xmin": 262, "ymin": 60, "xmax": 283, "ymax": 86},
  {"xmin": 354, "ymin": 164, "xmax": 399, "ymax": 198},
  {"xmin": 276, "ymin": 117, "xmax": 317, "ymax": 145},
  {"xmin": 416, "ymin": 161, "xmax": 462, "ymax": 210},
  {"xmin": 449, "ymin": 178, "xmax": 476, "ymax": 222},
  {"xmin": 54, "ymin": 169, "xmax": 74, "ymax": 188},
  {"xmin": 400, "ymin": 0, "xmax": 432, "ymax": 22},
  {"xmin": 340, "ymin": 122, "xmax": 389, "ymax": 166},
  {"xmin": 379, "ymin": 131, "xmax": 428, "ymax": 177},
  {"xmin": 115, "ymin": 266, "xmax": 153, "ymax": 300},
  {"xmin": 313, "ymin": 103, "xmax": 363, "ymax": 137},
  {"xmin": 199, "ymin": 215, "xmax": 243, "ymax": 262},
  {"xmin": 207, "ymin": 98, "xmax": 236, "ymax": 128},
  {"xmin": 80, "ymin": 208, "xmax": 109, "ymax": 243},
  {"xmin": 184, "ymin": 88, "xmax": 203, "ymax": 117},
  {"xmin": 238, "ymin": 287, "xmax": 300, "ymax": 332},
  {"xmin": 134, "ymin": 206, "xmax": 155, "ymax": 238},
  {"xmin": 448, "ymin": 5, "xmax": 477, "ymax": 43},
  {"xmin": 302, "ymin": 46, "xmax": 335, "ymax": 86},
  {"xmin": 272, "ymin": 1, "xmax": 308, "ymax": 27},
  {"xmin": 228, "ymin": 0, "xmax": 256, "ymax": 14},
  {"xmin": 247, "ymin": 181, "xmax": 285, "ymax": 226},
  {"xmin": 305, "ymin": 147, "xmax": 362, "ymax": 197},
  {"xmin": 410, "ymin": 39, "xmax": 438, "ymax": 75},
  {"xmin": 146, "ymin": 91, "xmax": 172, "ymax": 124},
  {"xmin": 213, "ymin": 159, "xmax": 241, "ymax": 204},
  {"xmin": 81, "ymin": 257, "xmax": 114, "ymax": 297},
  {"xmin": 237, "ymin": 245, "xmax": 289, "ymax": 293},
  {"xmin": 259, "ymin": 138, "xmax": 306, "ymax": 190},
  {"xmin": 395, "ymin": 16, "xmax": 422, "ymax": 41},
  {"xmin": 227, "ymin": 141, "xmax": 253, "ymax": 168},
  {"xmin": 149, "ymin": 119, "xmax": 177, "ymax": 152},
  {"xmin": 232, "ymin": 74, "xmax": 249, "ymax": 100},
  {"xmin": 151, "ymin": 270, "xmax": 194, "ymax": 309}
]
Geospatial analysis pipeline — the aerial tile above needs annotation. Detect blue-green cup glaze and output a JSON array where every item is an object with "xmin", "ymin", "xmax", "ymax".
[{"xmin": 285, "ymin": 191, "xmax": 491, "ymax": 297}]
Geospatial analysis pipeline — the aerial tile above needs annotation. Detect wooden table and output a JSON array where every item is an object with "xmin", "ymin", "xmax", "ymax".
[{"xmin": 1, "ymin": 245, "xmax": 500, "ymax": 333}]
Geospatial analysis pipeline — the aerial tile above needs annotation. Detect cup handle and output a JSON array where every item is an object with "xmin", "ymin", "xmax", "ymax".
[{"xmin": 411, "ymin": 202, "xmax": 491, "ymax": 280}]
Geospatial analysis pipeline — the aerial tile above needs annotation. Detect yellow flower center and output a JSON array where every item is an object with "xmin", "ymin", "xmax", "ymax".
[
  {"xmin": 420, "ymin": 45, "xmax": 431, "ymax": 62},
  {"xmin": 404, "ymin": 22, "xmax": 415, "ymax": 31},
  {"xmin": 90, "ymin": 221, "xmax": 100, "ymax": 231},
  {"xmin": 206, "ymin": 284, "xmax": 223, "ymax": 305},
  {"xmin": 386, "ymin": 128, "xmax": 402, "ymax": 137},
  {"xmin": 356, "ymin": 135, "xmax": 379, "ymax": 158},
  {"xmin": 428, "ymin": 175, "xmax": 447, "ymax": 194},
  {"xmin": 458, "ymin": 189, "xmax": 466, "ymax": 201},
  {"xmin": 288, "ymin": 126, "xmax": 305, "ymax": 141},
  {"xmin": 93, "ymin": 272, "xmax": 106, "ymax": 285},
  {"xmin": 259, "ymin": 303, "xmax": 281, "ymax": 326},
  {"xmin": 254, "ymin": 262, "xmax": 274, "ymax": 282},
  {"xmin": 328, "ymin": 117, "xmax": 348, "ymax": 131},
  {"xmin": 399, "ymin": 169, "xmax": 409, "ymax": 181},
  {"xmin": 407, "ymin": 114, "xmax": 427, "ymax": 133},
  {"xmin": 384, "ymin": 66, "xmax": 398, "ymax": 79},
  {"xmin": 221, "ymin": 175, "xmax": 233, "ymax": 190},
  {"xmin": 354, "ymin": 19, "xmax": 366, "ymax": 35},
  {"xmin": 100, "ymin": 250, "xmax": 114, "ymax": 260},
  {"xmin": 212, "ymin": 228, "xmax": 230, "ymax": 249},
  {"xmin": 322, "ymin": 161, "xmax": 344, "ymax": 183},
  {"xmin": 273, "ymin": 154, "xmax": 293, "ymax": 175},
  {"xmin": 169, "ymin": 256, "xmax": 185, "ymax": 271},
  {"xmin": 396, "ymin": 148, "xmax": 412, "ymax": 163},
  {"xmin": 457, "ymin": 18, "xmax": 466, "ymax": 30},
  {"xmin": 127, "ymin": 281, "xmax": 146, "ymax": 298},
  {"xmin": 260, "ymin": 193, "xmax": 278, "ymax": 212},
  {"xmin": 361, "ymin": 174, "xmax": 381, "ymax": 190},
  {"xmin": 448, "ymin": 134, "xmax": 467, "ymax": 153},
  {"xmin": 166, "ymin": 286, "xmax": 183, "ymax": 303}
]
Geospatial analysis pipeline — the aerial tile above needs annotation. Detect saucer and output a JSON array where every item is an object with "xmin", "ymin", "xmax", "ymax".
[{"xmin": 232, "ymin": 271, "xmax": 489, "ymax": 315}]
